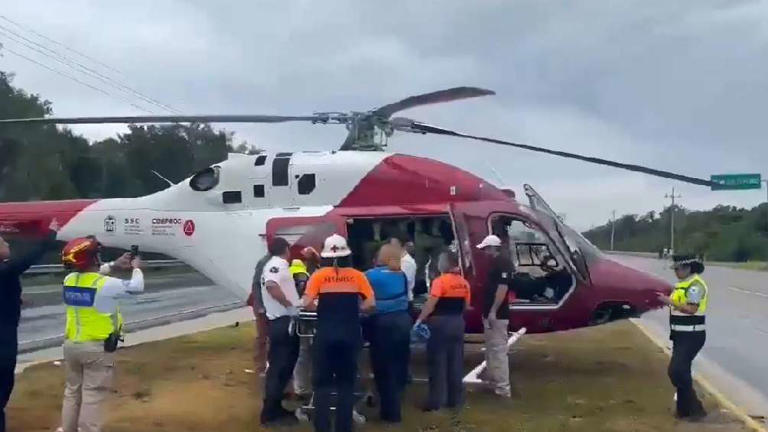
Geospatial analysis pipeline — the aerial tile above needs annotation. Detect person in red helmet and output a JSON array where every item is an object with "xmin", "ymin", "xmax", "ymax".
[
  {"xmin": 58, "ymin": 236, "xmax": 143, "ymax": 432},
  {"xmin": 0, "ymin": 218, "xmax": 59, "ymax": 432}
]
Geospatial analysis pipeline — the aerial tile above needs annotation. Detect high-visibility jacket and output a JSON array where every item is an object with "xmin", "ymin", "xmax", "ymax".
[
  {"xmin": 669, "ymin": 274, "xmax": 708, "ymax": 333},
  {"xmin": 63, "ymin": 272, "xmax": 123, "ymax": 342}
]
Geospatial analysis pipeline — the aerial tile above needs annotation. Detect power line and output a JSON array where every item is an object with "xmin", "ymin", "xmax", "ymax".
[
  {"xmin": 0, "ymin": 20, "xmax": 180, "ymax": 114},
  {"xmin": 0, "ymin": 44, "xmax": 153, "ymax": 114},
  {"xmin": 0, "ymin": 14, "xmax": 124, "ymax": 77}
]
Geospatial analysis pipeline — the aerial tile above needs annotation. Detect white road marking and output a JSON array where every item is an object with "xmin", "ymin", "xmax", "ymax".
[{"xmin": 727, "ymin": 286, "xmax": 768, "ymax": 298}]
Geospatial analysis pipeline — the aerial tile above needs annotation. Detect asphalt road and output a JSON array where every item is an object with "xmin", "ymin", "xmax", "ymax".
[
  {"xmin": 18, "ymin": 273, "xmax": 242, "ymax": 352},
  {"xmin": 614, "ymin": 255, "xmax": 768, "ymax": 418}
]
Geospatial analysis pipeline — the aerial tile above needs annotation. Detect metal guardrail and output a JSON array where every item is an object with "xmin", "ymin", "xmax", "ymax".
[{"xmin": 27, "ymin": 259, "xmax": 186, "ymax": 274}]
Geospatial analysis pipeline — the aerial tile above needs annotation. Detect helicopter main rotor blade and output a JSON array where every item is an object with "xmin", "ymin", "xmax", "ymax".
[
  {"xmin": 393, "ymin": 118, "xmax": 714, "ymax": 187},
  {"xmin": 373, "ymin": 87, "xmax": 495, "ymax": 118},
  {"xmin": 0, "ymin": 114, "xmax": 326, "ymax": 125}
]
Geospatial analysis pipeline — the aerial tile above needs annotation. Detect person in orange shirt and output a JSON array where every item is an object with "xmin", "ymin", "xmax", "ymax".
[
  {"xmin": 301, "ymin": 234, "xmax": 375, "ymax": 432},
  {"xmin": 415, "ymin": 249, "xmax": 471, "ymax": 412}
]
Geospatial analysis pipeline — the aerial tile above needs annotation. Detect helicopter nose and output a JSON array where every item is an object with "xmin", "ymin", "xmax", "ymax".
[{"xmin": 590, "ymin": 256, "xmax": 673, "ymax": 313}]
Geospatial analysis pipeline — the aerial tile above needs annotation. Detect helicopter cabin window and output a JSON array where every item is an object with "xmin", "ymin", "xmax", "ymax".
[
  {"xmin": 272, "ymin": 154, "xmax": 291, "ymax": 187},
  {"xmin": 490, "ymin": 215, "xmax": 575, "ymax": 305},
  {"xmin": 222, "ymin": 190, "xmax": 242, "ymax": 204},
  {"xmin": 346, "ymin": 216, "xmax": 455, "ymax": 298},
  {"xmin": 253, "ymin": 184, "xmax": 265, "ymax": 198},
  {"xmin": 254, "ymin": 154, "xmax": 267, "ymax": 166},
  {"xmin": 297, "ymin": 174, "xmax": 316, "ymax": 195},
  {"xmin": 189, "ymin": 166, "xmax": 220, "ymax": 191}
]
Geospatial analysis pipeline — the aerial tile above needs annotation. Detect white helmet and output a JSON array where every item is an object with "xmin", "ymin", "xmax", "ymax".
[{"xmin": 321, "ymin": 233, "xmax": 352, "ymax": 258}]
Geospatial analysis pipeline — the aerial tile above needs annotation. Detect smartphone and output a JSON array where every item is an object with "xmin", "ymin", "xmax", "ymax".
[{"xmin": 130, "ymin": 245, "xmax": 139, "ymax": 259}]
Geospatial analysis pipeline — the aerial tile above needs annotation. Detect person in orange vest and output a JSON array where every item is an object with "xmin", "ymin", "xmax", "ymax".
[
  {"xmin": 415, "ymin": 249, "xmax": 471, "ymax": 412},
  {"xmin": 301, "ymin": 234, "xmax": 375, "ymax": 432}
]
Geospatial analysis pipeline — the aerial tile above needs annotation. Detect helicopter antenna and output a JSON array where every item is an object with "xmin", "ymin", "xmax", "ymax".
[{"xmin": 151, "ymin": 170, "xmax": 174, "ymax": 187}]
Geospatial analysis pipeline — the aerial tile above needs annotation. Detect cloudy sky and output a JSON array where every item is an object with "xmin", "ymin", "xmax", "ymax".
[{"xmin": 1, "ymin": 1, "xmax": 766, "ymax": 230}]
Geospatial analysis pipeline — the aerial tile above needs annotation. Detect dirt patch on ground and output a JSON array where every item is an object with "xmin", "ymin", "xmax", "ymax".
[{"xmin": 8, "ymin": 320, "xmax": 749, "ymax": 432}]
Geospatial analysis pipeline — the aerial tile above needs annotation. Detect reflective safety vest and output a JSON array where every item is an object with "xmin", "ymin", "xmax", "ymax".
[
  {"xmin": 669, "ymin": 274, "xmax": 708, "ymax": 333},
  {"xmin": 63, "ymin": 272, "xmax": 123, "ymax": 342}
]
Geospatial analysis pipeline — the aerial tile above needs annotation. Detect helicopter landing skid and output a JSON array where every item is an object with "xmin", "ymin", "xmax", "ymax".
[{"xmin": 463, "ymin": 327, "xmax": 527, "ymax": 384}]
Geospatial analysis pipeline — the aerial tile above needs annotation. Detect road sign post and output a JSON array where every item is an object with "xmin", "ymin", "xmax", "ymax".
[{"xmin": 710, "ymin": 174, "xmax": 762, "ymax": 191}]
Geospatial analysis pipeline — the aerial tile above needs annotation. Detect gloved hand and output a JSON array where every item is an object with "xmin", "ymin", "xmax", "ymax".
[
  {"xmin": 287, "ymin": 305, "xmax": 300, "ymax": 317},
  {"xmin": 411, "ymin": 322, "xmax": 430, "ymax": 343}
]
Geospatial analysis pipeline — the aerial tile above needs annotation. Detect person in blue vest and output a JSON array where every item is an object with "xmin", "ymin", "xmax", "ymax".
[
  {"xmin": 364, "ymin": 244, "xmax": 411, "ymax": 422},
  {"xmin": 657, "ymin": 254, "xmax": 709, "ymax": 420}
]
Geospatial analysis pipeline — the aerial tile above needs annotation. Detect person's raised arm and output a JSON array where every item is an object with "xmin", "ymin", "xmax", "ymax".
[
  {"xmin": 99, "ymin": 257, "xmax": 144, "ymax": 297},
  {"xmin": 1, "ymin": 219, "xmax": 59, "ymax": 276}
]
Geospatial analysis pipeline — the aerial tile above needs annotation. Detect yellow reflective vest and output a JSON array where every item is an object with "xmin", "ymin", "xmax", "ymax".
[
  {"xmin": 63, "ymin": 272, "xmax": 123, "ymax": 342},
  {"xmin": 669, "ymin": 274, "xmax": 708, "ymax": 333}
]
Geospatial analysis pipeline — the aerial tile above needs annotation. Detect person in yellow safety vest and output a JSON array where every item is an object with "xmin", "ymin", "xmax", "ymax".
[
  {"xmin": 290, "ymin": 258, "xmax": 313, "ymax": 400},
  {"xmin": 58, "ymin": 236, "xmax": 144, "ymax": 432},
  {"xmin": 657, "ymin": 254, "xmax": 708, "ymax": 421}
]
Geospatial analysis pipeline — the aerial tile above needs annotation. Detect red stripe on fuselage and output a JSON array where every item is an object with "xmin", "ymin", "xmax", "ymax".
[
  {"xmin": 338, "ymin": 154, "xmax": 508, "ymax": 208},
  {"xmin": 0, "ymin": 199, "xmax": 97, "ymax": 236}
]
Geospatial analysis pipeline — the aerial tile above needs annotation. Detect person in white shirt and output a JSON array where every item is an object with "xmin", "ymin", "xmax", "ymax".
[
  {"xmin": 389, "ymin": 234, "xmax": 417, "ymax": 303},
  {"xmin": 259, "ymin": 237, "xmax": 301, "ymax": 426}
]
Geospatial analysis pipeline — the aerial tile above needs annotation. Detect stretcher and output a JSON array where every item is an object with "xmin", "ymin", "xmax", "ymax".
[{"xmin": 294, "ymin": 309, "xmax": 368, "ymax": 424}]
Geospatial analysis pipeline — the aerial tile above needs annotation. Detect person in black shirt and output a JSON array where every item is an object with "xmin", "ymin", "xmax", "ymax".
[
  {"xmin": 0, "ymin": 219, "xmax": 59, "ymax": 432},
  {"xmin": 477, "ymin": 234, "xmax": 513, "ymax": 398}
]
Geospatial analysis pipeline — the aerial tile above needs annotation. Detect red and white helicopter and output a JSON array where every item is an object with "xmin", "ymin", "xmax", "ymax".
[{"xmin": 0, "ymin": 87, "xmax": 714, "ymax": 334}]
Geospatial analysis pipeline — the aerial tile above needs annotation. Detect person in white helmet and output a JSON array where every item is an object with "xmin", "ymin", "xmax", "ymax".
[
  {"xmin": 477, "ymin": 234, "xmax": 513, "ymax": 398},
  {"xmin": 301, "ymin": 234, "xmax": 375, "ymax": 432}
]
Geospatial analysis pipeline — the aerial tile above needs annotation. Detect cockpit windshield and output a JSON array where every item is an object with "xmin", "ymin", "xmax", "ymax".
[{"xmin": 523, "ymin": 184, "xmax": 597, "ymax": 281}]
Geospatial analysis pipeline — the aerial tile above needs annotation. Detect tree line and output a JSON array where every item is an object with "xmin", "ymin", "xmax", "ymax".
[
  {"xmin": 0, "ymin": 71, "xmax": 257, "ymax": 203},
  {"xmin": 582, "ymin": 204, "xmax": 768, "ymax": 262}
]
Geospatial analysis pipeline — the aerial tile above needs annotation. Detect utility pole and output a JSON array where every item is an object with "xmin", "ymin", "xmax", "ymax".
[
  {"xmin": 610, "ymin": 210, "xmax": 616, "ymax": 251},
  {"xmin": 665, "ymin": 187, "xmax": 682, "ymax": 254}
]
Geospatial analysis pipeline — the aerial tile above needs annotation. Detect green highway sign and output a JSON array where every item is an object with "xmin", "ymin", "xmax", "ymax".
[{"xmin": 710, "ymin": 173, "xmax": 762, "ymax": 191}]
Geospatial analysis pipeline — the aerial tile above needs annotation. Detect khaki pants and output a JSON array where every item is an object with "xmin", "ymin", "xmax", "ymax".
[
  {"xmin": 293, "ymin": 337, "xmax": 312, "ymax": 395},
  {"xmin": 483, "ymin": 318, "xmax": 510, "ymax": 397},
  {"xmin": 61, "ymin": 341, "xmax": 115, "ymax": 432}
]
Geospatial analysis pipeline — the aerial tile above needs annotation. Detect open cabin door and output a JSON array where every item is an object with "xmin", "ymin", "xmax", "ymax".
[
  {"xmin": 523, "ymin": 184, "xmax": 590, "ymax": 282},
  {"xmin": 265, "ymin": 214, "xmax": 347, "ymax": 257}
]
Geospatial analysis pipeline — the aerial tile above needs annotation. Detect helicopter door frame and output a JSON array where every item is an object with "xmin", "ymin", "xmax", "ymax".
[
  {"xmin": 523, "ymin": 184, "xmax": 591, "ymax": 283},
  {"xmin": 265, "ymin": 213, "xmax": 348, "ymax": 257},
  {"xmin": 486, "ymin": 212, "xmax": 578, "ymax": 311}
]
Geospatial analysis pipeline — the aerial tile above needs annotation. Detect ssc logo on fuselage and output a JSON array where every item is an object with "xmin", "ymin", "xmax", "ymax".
[{"xmin": 104, "ymin": 215, "xmax": 116, "ymax": 233}]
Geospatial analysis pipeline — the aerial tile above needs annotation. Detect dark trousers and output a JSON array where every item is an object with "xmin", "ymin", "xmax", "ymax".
[
  {"xmin": 0, "ymin": 329, "xmax": 17, "ymax": 432},
  {"xmin": 313, "ymin": 325, "xmax": 361, "ymax": 432},
  {"xmin": 668, "ymin": 331, "xmax": 706, "ymax": 417},
  {"xmin": 262, "ymin": 316, "xmax": 299, "ymax": 419},
  {"xmin": 426, "ymin": 315, "xmax": 465, "ymax": 410},
  {"xmin": 369, "ymin": 311, "xmax": 411, "ymax": 422}
]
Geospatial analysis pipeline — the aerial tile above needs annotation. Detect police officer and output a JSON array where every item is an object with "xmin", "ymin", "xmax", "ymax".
[
  {"xmin": 657, "ymin": 254, "xmax": 708, "ymax": 420},
  {"xmin": 260, "ymin": 237, "xmax": 301, "ymax": 425},
  {"xmin": 59, "ymin": 236, "xmax": 144, "ymax": 432},
  {"xmin": 415, "ymin": 250, "xmax": 471, "ymax": 411},
  {"xmin": 477, "ymin": 234, "xmax": 513, "ymax": 398},
  {"xmin": 301, "ymin": 234, "xmax": 375, "ymax": 432},
  {"xmin": 365, "ymin": 244, "xmax": 411, "ymax": 422},
  {"xmin": 0, "ymin": 219, "xmax": 59, "ymax": 432},
  {"xmin": 290, "ymin": 259, "xmax": 312, "ymax": 400}
]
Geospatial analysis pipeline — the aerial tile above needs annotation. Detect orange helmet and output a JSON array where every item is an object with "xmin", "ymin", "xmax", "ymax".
[{"xmin": 61, "ymin": 236, "xmax": 100, "ymax": 271}]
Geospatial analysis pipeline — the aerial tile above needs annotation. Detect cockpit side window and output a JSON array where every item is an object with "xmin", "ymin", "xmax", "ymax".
[
  {"xmin": 189, "ymin": 166, "xmax": 220, "ymax": 191},
  {"xmin": 489, "ymin": 214, "xmax": 575, "ymax": 306}
]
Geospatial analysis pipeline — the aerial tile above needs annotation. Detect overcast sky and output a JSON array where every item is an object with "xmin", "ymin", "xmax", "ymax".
[{"xmin": 1, "ymin": 1, "xmax": 766, "ymax": 230}]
